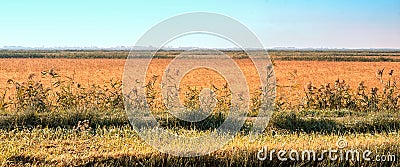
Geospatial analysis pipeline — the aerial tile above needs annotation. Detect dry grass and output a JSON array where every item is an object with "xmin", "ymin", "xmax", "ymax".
[
  {"xmin": 1, "ymin": 126, "xmax": 399, "ymax": 166},
  {"xmin": 1, "ymin": 56, "xmax": 399, "ymax": 166},
  {"xmin": 0, "ymin": 59, "xmax": 122, "ymax": 89},
  {"xmin": 1, "ymin": 59, "xmax": 399, "ymax": 103},
  {"xmin": 1, "ymin": 59, "xmax": 399, "ymax": 88}
]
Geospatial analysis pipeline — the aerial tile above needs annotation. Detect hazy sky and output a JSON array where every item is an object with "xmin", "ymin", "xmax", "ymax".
[{"xmin": 1, "ymin": 0, "xmax": 399, "ymax": 48}]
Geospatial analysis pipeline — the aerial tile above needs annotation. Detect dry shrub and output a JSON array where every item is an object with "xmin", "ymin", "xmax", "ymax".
[
  {"xmin": 303, "ymin": 69, "xmax": 399, "ymax": 112},
  {"xmin": 1, "ymin": 69, "xmax": 123, "ymax": 112},
  {"xmin": 0, "ymin": 69, "xmax": 398, "ymax": 114}
]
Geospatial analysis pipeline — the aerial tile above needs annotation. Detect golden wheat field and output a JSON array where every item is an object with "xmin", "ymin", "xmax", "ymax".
[{"xmin": 1, "ymin": 58, "xmax": 399, "ymax": 95}]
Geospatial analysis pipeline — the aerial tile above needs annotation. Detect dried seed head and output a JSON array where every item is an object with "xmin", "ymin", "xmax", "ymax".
[
  {"xmin": 325, "ymin": 83, "xmax": 330, "ymax": 89},
  {"xmin": 389, "ymin": 70, "xmax": 394, "ymax": 76},
  {"xmin": 306, "ymin": 82, "xmax": 312, "ymax": 90},
  {"xmin": 7, "ymin": 79, "xmax": 14, "ymax": 84},
  {"xmin": 49, "ymin": 68, "xmax": 54, "ymax": 75},
  {"xmin": 376, "ymin": 68, "xmax": 384, "ymax": 78},
  {"xmin": 28, "ymin": 73, "xmax": 35, "ymax": 80},
  {"xmin": 370, "ymin": 87, "xmax": 378, "ymax": 94}
]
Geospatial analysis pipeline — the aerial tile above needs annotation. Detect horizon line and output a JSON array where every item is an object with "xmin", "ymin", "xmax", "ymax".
[{"xmin": 1, "ymin": 45, "xmax": 400, "ymax": 51}]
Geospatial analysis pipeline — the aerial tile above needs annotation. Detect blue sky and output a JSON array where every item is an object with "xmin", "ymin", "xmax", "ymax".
[{"xmin": 1, "ymin": 0, "xmax": 399, "ymax": 48}]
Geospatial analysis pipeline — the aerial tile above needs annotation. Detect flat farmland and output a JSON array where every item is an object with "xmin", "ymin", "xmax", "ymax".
[
  {"xmin": 1, "ymin": 53, "xmax": 400, "ymax": 166},
  {"xmin": 1, "ymin": 58, "xmax": 399, "ymax": 95}
]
